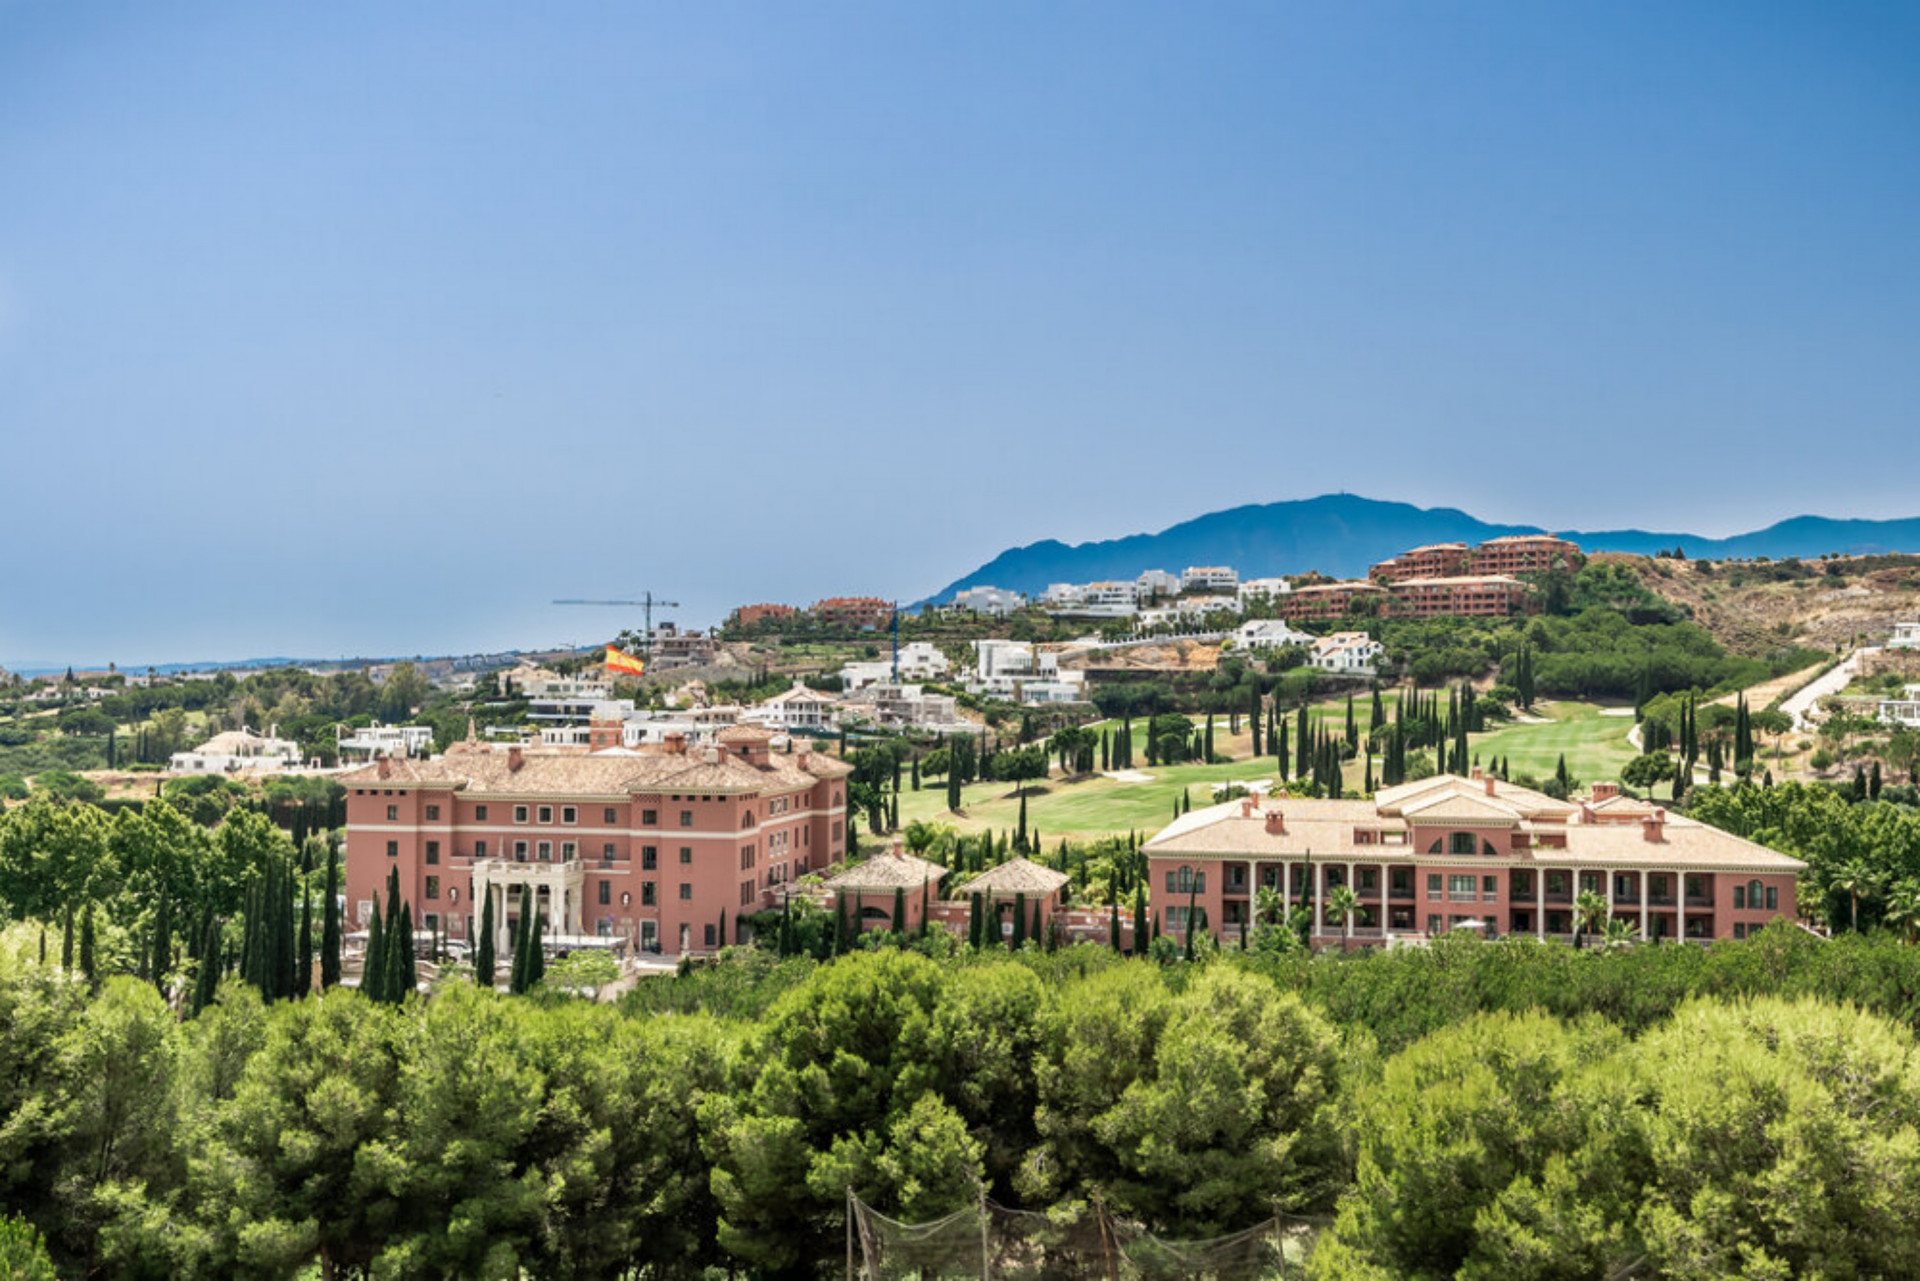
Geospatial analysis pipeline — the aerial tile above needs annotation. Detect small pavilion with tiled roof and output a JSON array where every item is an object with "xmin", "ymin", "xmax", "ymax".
[
  {"xmin": 820, "ymin": 842, "xmax": 948, "ymax": 934},
  {"xmin": 958, "ymin": 857, "xmax": 1072, "ymax": 935}
]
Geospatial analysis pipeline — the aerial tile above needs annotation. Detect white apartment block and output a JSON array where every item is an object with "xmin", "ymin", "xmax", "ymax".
[
  {"xmin": 1891, "ymin": 623, "xmax": 1920, "ymax": 651},
  {"xmin": 839, "ymin": 642, "xmax": 951, "ymax": 692},
  {"xmin": 336, "ymin": 723, "xmax": 436, "ymax": 759},
  {"xmin": 951, "ymin": 585, "xmax": 1025, "ymax": 616},
  {"xmin": 1182, "ymin": 566, "xmax": 1240, "ymax": 593},
  {"xmin": 170, "ymin": 728, "xmax": 305, "ymax": 774},
  {"xmin": 1135, "ymin": 569, "xmax": 1182, "ymax": 599},
  {"xmin": 1233, "ymin": 619, "xmax": 1316, "ymax": 649},
  {"xmin": 1237, "ymin": 577, "xmax": 1293, "ymax": 604},
  {"xmin": 968, "ymin": 640, "xmax": 1088, "ymax": 704}
]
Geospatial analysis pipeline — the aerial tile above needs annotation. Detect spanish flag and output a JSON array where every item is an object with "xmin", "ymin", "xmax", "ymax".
[{"xmin": 604, "ymin": 645, "xmax": 646, "ymax": 677}]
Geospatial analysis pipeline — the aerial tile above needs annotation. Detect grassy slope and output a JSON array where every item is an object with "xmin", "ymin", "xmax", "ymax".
[{"xmin": 1468, "ymin": 700, "xmax": 1638, "ymax": 786}]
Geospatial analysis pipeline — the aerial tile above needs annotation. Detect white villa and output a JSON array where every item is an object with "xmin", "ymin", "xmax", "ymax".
[
  {"xmin": 840, "ymin": 642, "xmax": 951, "ymax": 691},
  {"xmin": 743, "ymin": 680, "xmax": 843, "ymax": 734},
  {"xmin": 950, "ymin": 586, "xmax": 1026, "ymax": 616},
  {"xmin": 1310, "ymin": 632, "xmax": 1384, "ymax": 675},
  {"xmin": 336, "ymin": 723, "xmax": 436, "ymax": 759},
  {"xmin": 1233, "ymin": 619, "xmax": 1317, "ymax": 649},
  {"xmin": 1890, "ymin": 623, "xmax": 1920, "ymax": 651},
  {"xmin": 968, "ymin": 640, "xmax": 1088, "ymax": 705},
  {"xmin": 1879, "ymin": 685, "xmax": 1920, "ymax": 730},
  {"xmin": 170, "ymin": 727, "xmax": 305, "ymax": 774}
]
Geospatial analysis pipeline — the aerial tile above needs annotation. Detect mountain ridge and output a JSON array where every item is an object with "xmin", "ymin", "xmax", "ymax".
[{"xmin": 921, "ymin": 495, "xmax": 1920, "ymax": 604}]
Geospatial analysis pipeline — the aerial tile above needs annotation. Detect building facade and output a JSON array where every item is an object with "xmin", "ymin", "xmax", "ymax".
[
  {"xmin": 339, "ymin": 727, "xmax": 851, "ymax": 957},
  {"xmin": 811, "ymin": 596, "xmax": 894, "ymax": 630},
  {"xmin": 1471, "ymin": 535, "xmax": 1582, "ymax": 576},
  {"xmin": 1385, "ymin": 575, "xmax": 1535, "ymax": 619},
  {"xmin": 1144, "ymin": 774, "xmax": 1802, "ymax": 946},
  {"xmin": 1369, "ymin": 543, "xmax": 1470, "ymax": 582}
]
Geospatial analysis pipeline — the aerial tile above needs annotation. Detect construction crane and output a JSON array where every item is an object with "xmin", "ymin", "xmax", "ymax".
[{"xmin": 553, "ymin": 591, "xmax": 681, "ymax": 659}]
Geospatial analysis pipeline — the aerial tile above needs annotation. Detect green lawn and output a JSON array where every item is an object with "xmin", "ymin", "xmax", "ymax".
[
  {"xmin": 895, "ymin": 697, "xmax": 1639, "ymax": 841},
  {"xmin": 1467, "ymin": 700, "xmax": 1638, "ymax": 787}
]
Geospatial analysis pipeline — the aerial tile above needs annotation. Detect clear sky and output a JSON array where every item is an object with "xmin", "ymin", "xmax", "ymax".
[{"xmin": 2, "ymin": 2, "xmax": 1915, "ymax": 665}]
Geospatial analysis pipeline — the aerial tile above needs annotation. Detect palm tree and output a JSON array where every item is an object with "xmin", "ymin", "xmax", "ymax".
[
  {"xmin": 1325, "ymin": 884, "xmax": 1361, "ymax": 944},
  {"xmin": 1601, "ymin": 917, "xmax": 1638, "ymax": 952},
  {"xmin": 1254, "ymin": 886, "xmax": 1287, "ymax": 928},
  {"xmin": 1833, "ymin": 860, "xmax": 1878, "ymax": 934},
  {"xmin": 1573, "ymin": 889, "xmax": 1609, "ymax": 949},
  {"xmin": 1884, "ymin": 879, "xmax": 1920, "ymax": 945}
]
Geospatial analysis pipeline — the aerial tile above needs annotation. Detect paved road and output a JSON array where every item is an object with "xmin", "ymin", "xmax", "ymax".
[{"xmin": 1781, "ymin": 648, "xmax": 1876, "ymax": 730}]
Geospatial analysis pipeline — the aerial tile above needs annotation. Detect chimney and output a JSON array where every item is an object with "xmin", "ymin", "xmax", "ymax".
[
  {"xmin": 1642, "ymin": 809, "xmax": 1666, "ymax": 843},
  {"xmin": 1240, "ymin": 798, "xmax": 1256, "ymax": 818},
  {"xmin": 1264, "ymin": 808, "xmax": 1286, "ymax": 835},
  {"xmin": 664, "ymin": 732, "xmax": 687, "ymax": 756},
  {"xmin": 1484, "ymin": 775, "xmax": 1497, "ymax": 797},
  {"xmin": 1471, "ymin": 767, "xmax": 1483, "ymax": 781},
  {"xmin": 890, "ymin": 839, "xmax": 905, "ymax": 860},
  {"xmin": 507, "ymin": 746, "xmax": 524, "ymax": 772},
  {"xmin": 376, "ymin": 755, "xmax": 391, "ymax": 780},
  {"xmin": 1592, "ymin": 781, "xmax": 1620, "ymax": 802},
  {"xmin": 703, "ymin": 746, "xmax": 720, "ymax": 765},
  {"xmin": 588, "ymin": 717, "xmax": 622, "ymax": 752}
]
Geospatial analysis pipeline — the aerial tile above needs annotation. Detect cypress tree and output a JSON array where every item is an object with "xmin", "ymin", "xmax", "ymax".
[
  {"xmin": 296, "ymin": 862, "xmax": 313, "ymax": 997},
  {"xmin": 1133, "ymin": 887, "xmax": 1148, "ymax": 956},
  {"xmin": 1110, "ymin": 901, "xmax": 1121, "ymax": 952},
  {"xmin": 920, "ymin": 880, "xmax": 931, "ymax": 939},
  {"xmin": 388, "ymin": 903, "xmax": 410, "ymax": 999},
  {"xmin": 1203, "ymin": 714, "xmax": 1214, "ymax": 762},
  {"xmin": 79, "ymin": 904, "xmax": 97, "ymax": 985},
  {"xmin": 365, "ymin": 890, "xmax": 386, "ymax": 1002},
  {"xmin": 892, "ymin": 885, "xmax": 906, "ymax": 935},
  {"xmin": 968, "ymin": 893, "xmax": 983, "ymax": 948},
  {"xmin": 509, "ymin": 892, "xmax": 529, "ymax": 992},
  {"xmin": 1016, "ymin": 791, "xmax": 1028, "ymax": 849},
  {"xmin": 321, "ymin": 845, "xmax": 342, "ymax": 990},
  {"xmin": 1344, "ymin": 695, "xmax": 1357, "ymax": 749},
  {"xmin": 526, "ymin": 910, "xmax": 544, "ymax": 987},
  {"xmin": 1295, "ymin": 705, "xmax": 1310, "ymax": 777},
  {"xmin": 1033, "ymin": 901, "xmax": 1044, "ymax": 948},
  {"xmin": 1183, "ymin": 886, "xmax": 1198, "ymax": 961},
  {"xmin": 1011, "ymin": 892, "xmax": 1027, "ymax": 948},
  {"xmin": 151, "ymin": 889, "xmax": 172, "ymax": 994},
  {"xmin": 1277, "ymin": 720, "xmax": 1289, "ymax": 780}
]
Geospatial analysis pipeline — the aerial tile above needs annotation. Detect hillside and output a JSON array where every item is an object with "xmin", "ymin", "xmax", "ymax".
[
  {"xmin": 1626, "ymin": 553, "xmax": 1920, "ymax": 654},
  {"xmin": 922, "ymin": 494, "xmax": 1920, "ymax": 604}
]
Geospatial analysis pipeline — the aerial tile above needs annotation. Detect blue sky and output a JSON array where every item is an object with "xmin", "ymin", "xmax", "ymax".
[{"xmin": 2, "ymin": 2, "xmax": 1915, "ymax": 664}]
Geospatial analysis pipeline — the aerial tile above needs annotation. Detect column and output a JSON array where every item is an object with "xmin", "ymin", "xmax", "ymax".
[
  {"xmin": 1535, "ymin": 870, "xmax": 1545, "ymax": 941},
  {"xmin": 1249, "ymin": 860, "xmax": 1258, "ymax": 931},
  {"xmin": 1605, "ymin": 867, "xmax": 1615, "ymax": 930},
  {"xmin": 548, "ymin": 880, "xmax": 563, "ymax": 936},
  {"xmin": 1282, "ymin": 862, "xmax": 1291, "ymax": 910},
  {"xmin": 1640, "ymin": 870, "xmax": 1650, "ymax": 941},
  {"xmin": 1677, "ymin": 878, "xmax": 1686, "ymax": 942},
  {"xmin": 1315, "ymin": 864, "xmax": 1326, "ymax": 937},
  {"xmin": 1348, "ymin": 862, "xmax": 1358, "ymax": 934}
]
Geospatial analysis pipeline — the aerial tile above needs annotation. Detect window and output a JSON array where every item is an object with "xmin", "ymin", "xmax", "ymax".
[
  {"xmin": 561, "ymin": 842, "xmax": 576, "ymax": 862},
  {"xmin": 704, "ymin": 924, "xmax": 716, "ymax": 946},
  {"xmin": 1734, "ymin": 885, "xmax": 1747, "ymax": 909},
  {"xmin": 1166, "ymin": 906, "xmax": 1209, "ymax": 932},
  {"xmin": 1482, "ymin": 875, "xmax": 1497, "ymax": 898},
  {"xmin": 602, "ymin": 843, "xmax": 616, "ymax": 862},
  {"xmin": 604, "ymin": 807, "xmax": 617, "ymax": 824},
  {"xmin": 1448, "ymin": 874, "xmax": 1476, "ymax": 901},
  {"xmin": 598, "ymin": 880, "xmax": 611, "ymax": 905},
  {"xmin": 387, "ymin": 805, "xmax": 399, "ymax": 821},
  {"xmin": 679, "ymin": 847, "xmax": 692, "ymax": 865},
  {"xmin": 426, "ymin": 804, "xmax": 440, "ymax": 821},
  {"xmin": 643, "ymin": 846, "xmax": 658, "ymax": 870},
  {"xmin": 538, "ymin": 806, "xmax": 553, "ymax": 824},
  {"xmin": 536, "ymin": 841, "xmax": 551, "ymax": 861},
  {"xmin": 642, "ymin": 809, "xmax": 658, "ymax": 826},
  {"xmin": 561, "ymin": 806, "xmax": 576, "ymax": 825},
  {"xmin": 1360, "ymin": 868, "xmax": 1377, "ymax": 891},
  {"xmin": 1392, "ymin": 868, "xmax": 1412, "ymax": 892},
  {"xmin": 1748, "ymin": 879, "xmax": 1764, "ymax": 908},
  {"xmin": 680, "ymin": 810, "xmax": 693, "ymax": 828},
  {"xmin": 474, "ymin": 840, "xmax": 487, "ymax": 859},
  {"xmin": 514, "ymin": 805, "xmax": 529, "ymax": 824},
  {"xmin": 741, "ymin": 881, "xmax": 754, "ymax": 906},
  {"xmin": 1766, "ymin": 886, "xmax": 1778, "ymax": 910},
  {"xmin": 642, "ymin": 882, "xmax": 657, "ymax": 906},
  {"xmin": 514, "ymin": 840, "xmax": 528, "ymax": 861},
  {"xmin": 1449, "ymin": 832, "xmax": 1477, "ymax": 855},
  {"xmin": 475, "ymin": 805, "xmax": 489, "ymax": 821},
  {"xmin": 1170, "ymin": 866, "xmax": 1205, "ymax": 894},
  {"xmin": 739, "ymin": 845, "xmax": 756, "ymax": 870},
  {"xmin": 425, "ymin": 876, "xmax": 440, "ymax": 900},
  {"xmin": 426, "ymin": 841, "xmax": 440, "ymax": 865},
  {"xmin": 1426, "ymin": 873, "xmax": 1442, "ymax": 901},
  {"xmin": 679, "ymin": 883, "xmax": 692, "ymax": 901},
  {"xmin": 386, "ymin": 840, "xmax": 399, "ymax": 858}
]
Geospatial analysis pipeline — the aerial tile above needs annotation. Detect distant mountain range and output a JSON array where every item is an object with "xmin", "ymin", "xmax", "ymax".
[{"xmin": 922, "ymin": 495, "xmax": 1920, "ymax": 604}]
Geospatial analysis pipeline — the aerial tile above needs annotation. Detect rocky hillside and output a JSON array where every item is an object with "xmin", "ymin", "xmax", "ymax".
[{"xmin": 1624, "ymin": 553, "xmax": 1920, "ymax": 655}]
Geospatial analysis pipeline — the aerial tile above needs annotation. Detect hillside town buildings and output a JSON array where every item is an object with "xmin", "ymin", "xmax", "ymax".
[
  {"xmin": 968, "ymin": 640, "xmax": 1088, "ymax": 704},
  {"xmin": 339, "ymin": 727, "xmax": 852, "ymax": 956},
  {"xmin": 1144, "ymin": 773, "xmax": 1802, "ymax": 946},
  {"xmin": 949, "ymin": 586, "xmax": 1026, "ymax": 616},
  {"xmin": 840, "ymin": 642, "xmax": 951, "ymax": 691},
  {"xmin": 169, "ymin": 727, "xmax": 305, "ymax": 774}
]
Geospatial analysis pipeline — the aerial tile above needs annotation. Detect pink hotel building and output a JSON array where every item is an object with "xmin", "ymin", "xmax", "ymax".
[
  {"xmin": 340, "ymin": 725, "xmax": 851, "ymax": 955},
  {"xmin": 1145, "ymin": 773, "xmax": 1803, "ymax": 945}
]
